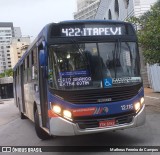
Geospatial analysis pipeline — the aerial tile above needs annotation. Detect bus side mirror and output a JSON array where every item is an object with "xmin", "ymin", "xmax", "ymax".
[{"xmin": 39, "ymin": 50, "xmax": 47, "ymax": 66}]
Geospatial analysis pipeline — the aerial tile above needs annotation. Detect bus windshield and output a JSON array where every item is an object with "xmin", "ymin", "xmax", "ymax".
[{"xmin": 48, "ymin": 42, "xmax": 141, "ymax": 90}]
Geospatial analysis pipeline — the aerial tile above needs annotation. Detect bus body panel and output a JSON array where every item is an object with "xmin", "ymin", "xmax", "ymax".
[
  {"xmin": 23, "ymin": 83, "xmax": 35, "ymax": 121},
  {"xmin": 48, "ymin": 88, "xmax": 145, "ymax": 136},
  {"xmin": 49, "ymin": 105, "xmax": 145, "ymax": 136},
  {"xmin": 47, "ymin": 88, "xmax": 144, "ymax": 116}
]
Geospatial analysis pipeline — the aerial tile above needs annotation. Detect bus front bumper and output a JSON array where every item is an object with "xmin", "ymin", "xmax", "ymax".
[{"xmin": 49, "ymin": 105, "xmax": 145, "ymax": 136}]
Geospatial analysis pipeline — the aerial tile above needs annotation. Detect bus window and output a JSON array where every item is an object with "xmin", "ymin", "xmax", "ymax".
[
  {"xmin": 28, "ymin": 55, "xmax": 32, "ymax": 82},
  {"xmin": 17, "ymin": 68, "xmax": 19, "ymax": 84},
  {"xmin": 24, "ymin": 58, "xmax": 28, "ymax": 83},
  {"xmin": 32, "ymin": 48, "xmax": 38, "ymax": 80}
]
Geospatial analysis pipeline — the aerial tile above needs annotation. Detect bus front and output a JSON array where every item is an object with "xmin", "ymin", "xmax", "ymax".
[{"xmin": 47, "ymin": 21, "xmax": 145, "ymax": 136}]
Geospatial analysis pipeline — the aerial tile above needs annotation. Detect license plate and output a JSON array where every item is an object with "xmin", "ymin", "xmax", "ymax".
[{"xmin": 99, "ymin": 119, "xmax": 116, "ymax": 127}]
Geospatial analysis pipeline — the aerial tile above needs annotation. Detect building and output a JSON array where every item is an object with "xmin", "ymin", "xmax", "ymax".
[
  {"xmin": 95, "ymin": 0, "xmax": 157, "ymax": 21},
  {"xmin": 14, "ymin": 27, "xmax": 22, "ymax": 38},
  {"xmin": 10, "ymin": 37, "xmax": 30, "ymax": 68},
  {"xmin": 74, "ymin": 0, "xmax": 157, "ymax": 21},
  {"xmin": 74, "ymin": 0, "xmax": 100, "ymax": 19},
  {"xmin": 0, "ymin": 22, "xmax": 22, "ymax": 73}
]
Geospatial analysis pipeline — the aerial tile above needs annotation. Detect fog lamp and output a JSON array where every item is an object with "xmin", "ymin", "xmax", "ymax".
[
  {"xmin": 63, "ymin": 110, "xmax": 72, "ymax": 120},
  {"xmin": 140, "ymin": 97, "xmax": 144, "ymax": 105},
  {"xmin": 134, "ymin": 102, "xmax": 141, "ymax": 112},
  {"xmin": 52, "ymin": 105, "xmax": 61, "ymax": 114}
]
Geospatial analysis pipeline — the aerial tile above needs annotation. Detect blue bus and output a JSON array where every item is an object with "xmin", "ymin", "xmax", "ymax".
[{"xmin": 13, "ymin": 20, "xmax": 145, "ymax": 140}]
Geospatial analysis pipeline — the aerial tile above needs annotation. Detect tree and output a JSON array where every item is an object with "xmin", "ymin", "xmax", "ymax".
[
  {"xmin": 0, "ymin": 69, "xmax": 13, "ymax": 78},
  {"xmin": 0, "ymin": 72, "xmax": 5, "ymax": 78},
  {"xmin": 139, "ymin": 0, "xmax": 160, "ymax": 64},
  {"xmin": 5, "ymin": 69, "xmax": 13, "ymax": 77},
  {"xmin": 128, "ymin": 0, "xmax": 160, "ymax": 64}
]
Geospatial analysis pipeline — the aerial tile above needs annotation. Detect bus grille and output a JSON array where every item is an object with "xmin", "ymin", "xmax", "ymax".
[
  {"xmin": 52, "ymin": 84, "xmax": 142, "ymax": 104},
  {"xmin": 75, "ymin": 113, "xmax": 134, "ymax": 129}
]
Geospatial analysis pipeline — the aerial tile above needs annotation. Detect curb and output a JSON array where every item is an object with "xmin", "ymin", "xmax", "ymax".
[
  {"xmin": 0, "ymin": 98, "xmax": 14, "ymax": 101},
  {"xmin": 0, "ymin": 98, "xmax": 14, "ymax": 104}
]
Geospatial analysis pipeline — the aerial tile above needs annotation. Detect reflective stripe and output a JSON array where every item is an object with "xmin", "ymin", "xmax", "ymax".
[{"xmin": 72, "ymin": 107, "xmax": 96, "ymax": 117}]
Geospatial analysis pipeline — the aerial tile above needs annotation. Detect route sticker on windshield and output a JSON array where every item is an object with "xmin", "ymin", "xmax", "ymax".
[
  {"xmin": 58, "ymin": 76, "xmax": 92, "ymax": 87},
  {"xmin": 103, "ymin": 78, "xmax": 112, "ymax": 88},
  {"xmin": 112, "ymin": 77, "xmax": 141, "ymax": 84}
]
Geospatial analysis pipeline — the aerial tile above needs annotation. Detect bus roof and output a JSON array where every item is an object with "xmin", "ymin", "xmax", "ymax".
[
  {"xmin": 60, "ymin": 20, "xmax": 128, "ymax": 24},
  {"xmin": 13, "ymin": 20, "xmax": 133, "ymax": 70}
]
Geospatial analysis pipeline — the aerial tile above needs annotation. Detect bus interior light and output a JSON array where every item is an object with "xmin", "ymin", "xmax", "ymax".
[
  {"xmin": 134, "ymin": 102, "xmax": 141, "ymax": 112},
  {"xmin": 63, "ymin": 110, "xmax": 72, "ymax": 120},
  {"xmin": 52, "ymin": 105, "xmax": 62, "ymax": 114},
  {"xmin": 140, "ymin": 97, "xmax": 144, "ymax": 105}
]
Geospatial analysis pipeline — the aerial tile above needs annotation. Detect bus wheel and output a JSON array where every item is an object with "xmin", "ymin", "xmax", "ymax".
[{"xmin": 34, "ymin": 109, "xmax": 51, "ymax": 140}]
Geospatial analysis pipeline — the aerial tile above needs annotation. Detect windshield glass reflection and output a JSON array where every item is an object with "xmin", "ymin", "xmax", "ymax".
[{"xmin": 48, "ymin": 42, "xmax": 140, "ymax": 90}]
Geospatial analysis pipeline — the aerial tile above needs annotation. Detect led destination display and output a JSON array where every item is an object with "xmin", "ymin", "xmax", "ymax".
[{"xmin": 60, "ymin": 24, "xmax": 126, "ymax": 37}]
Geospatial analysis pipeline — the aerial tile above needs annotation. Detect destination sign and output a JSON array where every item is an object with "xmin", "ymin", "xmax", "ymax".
[
  {"xmin": 58, "ymin": 77, "xmax": 92, "ymax": 87},
  {"xmin": 61, "ymin": 24, "xmax": 126, "ymax": 37}
]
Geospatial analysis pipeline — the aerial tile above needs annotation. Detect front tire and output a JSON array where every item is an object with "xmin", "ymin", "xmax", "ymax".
[{"xmin": 34, "ymin": 109, "xmax": 51, "ymax": 140}]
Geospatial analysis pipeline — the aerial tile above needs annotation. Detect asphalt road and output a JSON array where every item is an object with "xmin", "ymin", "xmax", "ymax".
[{"xmin": 0, "ymin": 90, "xmax": 160, "ymax": 155}]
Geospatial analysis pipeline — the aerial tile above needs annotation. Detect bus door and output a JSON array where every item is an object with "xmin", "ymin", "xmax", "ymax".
[
  {"xmin": 38, "ymin": 45, "xmax": 48, "ymax": 128},
  {"xmin": 20, "ymin": 63, "xmax": 26, "ymax": 113}
]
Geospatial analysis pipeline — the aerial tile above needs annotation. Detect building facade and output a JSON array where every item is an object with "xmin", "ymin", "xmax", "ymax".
[
  {"xmin": 74, "ymin": 0, "xmax": 157, "ymax": 21},
  {"xmin": 10, "ymin": 37, "xmax": 30, "ymax": 68},
  {"xmin": 95, "ymin": 0, "xmax": 157, "ymax": 21},
  {"xmin": 0, "ymin": 23, "xmax": 14, "ymax": 73},
  {"xmin": 74, "ymin": 0, "xmax": 100, "ymax": 19},
  {"xmin": 0, "ymin": 22, "xmax": 22, "ymax": 73},
  {"xmin": 13, "ymin": 27, "xmax": 22, "ymax": 38}
]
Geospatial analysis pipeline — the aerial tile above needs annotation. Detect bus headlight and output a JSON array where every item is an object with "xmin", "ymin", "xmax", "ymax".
[
  {"xmin": 140, "ymin": 97, "xmax": 144, "ymax": 105},
  {"xmin": 134, "ymin": 102, "xmax": 141, "ymax": 112},
  {"xmin": 52, "ymin": 105, "xmax": 61, "ymax": 114},
  {"xmin": 63, "ymin": 110, "xmax": 72, "ymax": 120}
]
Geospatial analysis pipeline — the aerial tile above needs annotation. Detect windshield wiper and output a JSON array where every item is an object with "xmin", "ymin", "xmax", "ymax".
[{"xmin": 70, "ymin": 39, "xmax": 89, "ymax": 66}]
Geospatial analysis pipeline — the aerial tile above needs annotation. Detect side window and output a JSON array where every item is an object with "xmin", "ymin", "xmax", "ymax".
[
  {"xmin": 25, "ymin": 58, "xmax": 27, "ymax": 70},
  {"xmin": 24, "ymin": 59, "xmax": 28, "ymax": 83},
  {"xmin": 27, "ymin": 55, "xmax": 32, "ymax": 82},
  {"xmin": 27, "ymin": 56, "xmax": 29, "ymax": 68},
  {"xmin": 17, "ymin": 68, "xmax": 19, "ymax": 84},
  {"xmin": 18, "ymin": 66, "xmax": 21, "ymax": 84},
  {"xmin": 32, "ymin": 48, "xmax": 38, "ymax": 80}
]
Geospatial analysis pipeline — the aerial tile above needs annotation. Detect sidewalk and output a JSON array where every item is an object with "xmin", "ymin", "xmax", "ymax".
[
  {"xmin": 145, "ymin": 88, "xmax": 160, "ymax": 99},
  {"xmin": 144, "ymin": 88, "xmax": 160, "ymax": 110}
]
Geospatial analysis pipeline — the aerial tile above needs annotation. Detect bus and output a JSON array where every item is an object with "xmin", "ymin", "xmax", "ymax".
[{"xmin": 13, "ymin": 20, "xmax": 145, "ymax": 140}]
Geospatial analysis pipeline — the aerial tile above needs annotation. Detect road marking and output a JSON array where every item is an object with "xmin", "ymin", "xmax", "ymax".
[{"xmin": 145, "ymin": 96, "xmax": 159, "ymax": 100}]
